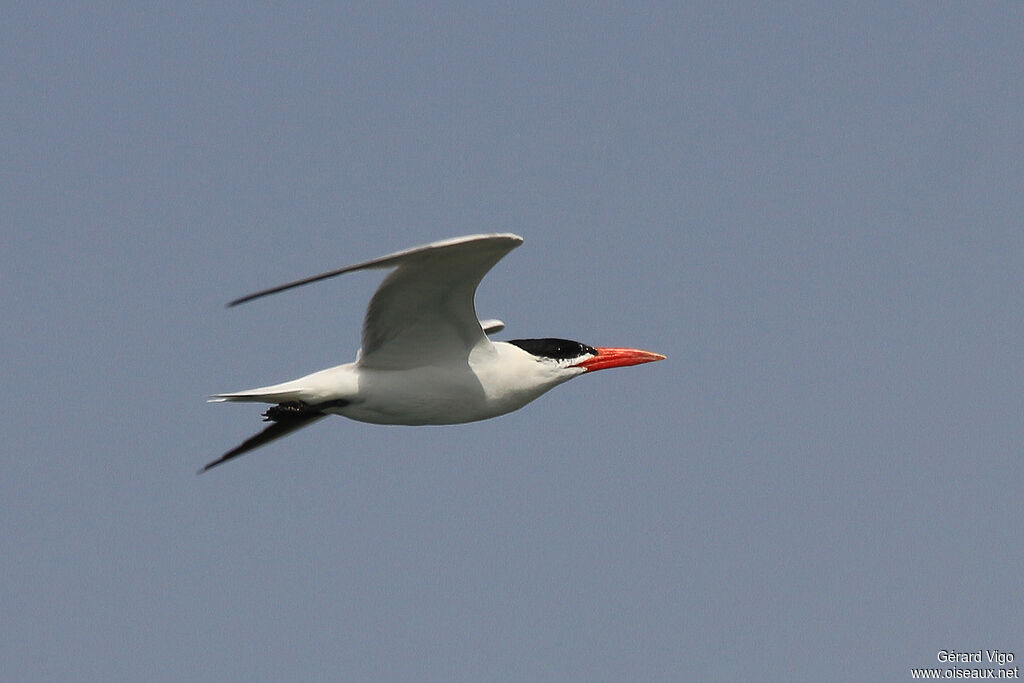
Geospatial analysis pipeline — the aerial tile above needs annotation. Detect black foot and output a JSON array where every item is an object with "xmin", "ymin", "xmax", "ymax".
[{"xmin": 262, "ymin": 401, "xmax": 309, "ymax": 422}]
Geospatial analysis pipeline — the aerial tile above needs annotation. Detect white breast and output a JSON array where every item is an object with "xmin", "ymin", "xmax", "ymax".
[{"xmin": 338, "ymin": 342, "xmax": 582, "ymax": 425}]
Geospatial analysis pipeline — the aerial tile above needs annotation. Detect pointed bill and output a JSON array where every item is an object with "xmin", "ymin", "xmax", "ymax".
[{"xmin": 574, "ymin": 347, "xmax": 666, "ymax": 372}]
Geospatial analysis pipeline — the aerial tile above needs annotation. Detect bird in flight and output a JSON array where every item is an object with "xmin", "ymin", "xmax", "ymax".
[{"xmin": 202, "ymin": 234, "xmax": 664, "ymax": 472}]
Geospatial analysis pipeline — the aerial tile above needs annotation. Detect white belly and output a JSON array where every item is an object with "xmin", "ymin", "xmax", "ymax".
[
  {"xmin": 334, "ymin": 360, "xmax": 565, "ymax": 426},
  {"xmin": 330, "ymin": 365, "xmax": 493, "ymax": 425}
]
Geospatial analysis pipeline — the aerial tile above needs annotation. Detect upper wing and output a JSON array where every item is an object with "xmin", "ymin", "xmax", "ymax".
[
  {"xmin": 228, "ymin": 234, "xmax": 523, "ymax": 370},
  {"xmin": 359, "ymin": 234, "xmax": 521, "ymax": 369}
]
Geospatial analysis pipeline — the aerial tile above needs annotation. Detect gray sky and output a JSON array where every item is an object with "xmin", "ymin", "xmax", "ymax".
[{"xmin": 4, "ymin": 3, "xmax": 1022, "ymax": 681}]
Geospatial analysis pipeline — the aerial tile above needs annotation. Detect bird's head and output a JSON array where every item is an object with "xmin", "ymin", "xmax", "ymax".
[{"xmin": 507, "ymin": 338, "xmax": 665, "ymax": 374}]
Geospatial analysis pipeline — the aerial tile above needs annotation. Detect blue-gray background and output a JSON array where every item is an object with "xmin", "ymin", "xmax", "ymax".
[{"xmin": 4, "ymin": 3, "xmax": 1021, "ymax": 681}]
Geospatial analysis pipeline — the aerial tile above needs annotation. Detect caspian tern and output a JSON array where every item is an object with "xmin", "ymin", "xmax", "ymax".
[{"xmin": 202, "ymin": 234, "xmax": 664, "ymax": 472}]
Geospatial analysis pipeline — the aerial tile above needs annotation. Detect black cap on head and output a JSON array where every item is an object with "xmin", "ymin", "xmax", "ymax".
[{"xmin": 507, "ymin": 338, "xmax": 597, "ymax": 361}]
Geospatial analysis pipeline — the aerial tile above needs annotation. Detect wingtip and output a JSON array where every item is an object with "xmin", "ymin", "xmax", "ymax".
[
  {"xmin": 195, "ymin": 453, "xmax": 231, "ymax": 474},
  {"xmin": 196, "ymin": 459, "xmax": 224, "ymax": 475},
  {"xmin": 222, "ymin": 233, "xmax": 526, "ymax": 307},
  {"xmin": 226, "ymin": 294, "xmax": 256, "ymax": 307},
  {"xmin": 479, "ymin": 318, "xmax": 506, "ymax": 335}
]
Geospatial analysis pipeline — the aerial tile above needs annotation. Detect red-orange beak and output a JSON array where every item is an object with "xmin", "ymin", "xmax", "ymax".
[{"xmin": 574, "ymin": 347, "xmax": 666, "ymax": 372}]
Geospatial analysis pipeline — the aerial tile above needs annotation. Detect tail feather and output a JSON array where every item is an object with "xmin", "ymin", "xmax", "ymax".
[{"xmin": 207, "ymin": 388, "xmax": 308, "ymax": 405}]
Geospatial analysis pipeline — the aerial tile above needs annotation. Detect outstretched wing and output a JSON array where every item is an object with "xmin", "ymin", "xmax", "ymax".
[
  {"xmin": 228, "ymin": 234, "xmax": 523, "ymax": 370},
  {"xmin": 199, "ymin": 407, "xmax": 325, "ymax": 473},
  {"xmin": 358, "ymin": 235, "xmax": 521, "ymax": 369}
]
